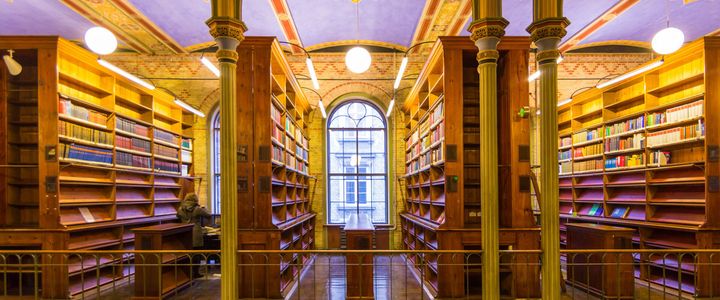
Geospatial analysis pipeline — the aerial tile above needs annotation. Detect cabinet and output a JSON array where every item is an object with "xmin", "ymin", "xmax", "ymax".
[
  {"xmin": 235, "ymin": 37, "xmax": 316, "ymax": 299},
  {"xmin": 0, "ymin": 36, "xmax": 196, "ymax": 298},
  {"xmin": 557, "ymin": 37, "xmax": 720, "ymax": 296},
  {"xmin": 400, "ymin": 37, "xmax": 539, "ymax": 298},
  {"xmin": 133, "ymin": 223, "xmax": 193, "ymax": 299}
]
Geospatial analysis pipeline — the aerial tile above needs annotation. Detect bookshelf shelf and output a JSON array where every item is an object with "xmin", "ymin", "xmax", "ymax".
[{"xmin": 557, "ymin": 37, "xmax": 720, "ymax": 296}]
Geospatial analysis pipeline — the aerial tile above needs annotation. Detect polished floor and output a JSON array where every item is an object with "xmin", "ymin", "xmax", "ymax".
[{"xmin": 79, "ymin": 255, "xmax": 674, "ymax": 300}]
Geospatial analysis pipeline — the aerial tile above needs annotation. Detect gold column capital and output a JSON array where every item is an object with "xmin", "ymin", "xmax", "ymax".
[
  {"xmin": 468, "ymin": 18, "xmax": 508, "ymax": 42},
  {"xmin": 536, "ymin": 49, "xmax": 561, "ymax": 64},
  {"xmin": 207, "ymin": 17, "xmax": 247, "ymax": 43},
  {"xmin": 216, "ymin": 49, "xmax": 239, "ymax": 63},
  {"xmin": 526, "ymin": 18, "xmax": 569, "ymax": 43},
  {"xmin": 476, "ymin": 49, "xmax": 500, "ymax": 65}
]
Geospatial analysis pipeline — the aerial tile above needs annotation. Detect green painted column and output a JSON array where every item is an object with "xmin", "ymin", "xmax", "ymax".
[
  {"xmin": 527, "ymin": 2, "xmax": 568, "ymax": 298},
  {"xmin": 469, "ymin": 3, "xmax": 508, "ymax": 297},
  {"xmin": 206, "ymin": 2, "xmax": 246, "ymax": 299}
]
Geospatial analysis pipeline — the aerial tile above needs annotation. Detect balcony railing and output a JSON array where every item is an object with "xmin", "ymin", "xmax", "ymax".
[{"xmin": 0, "ymin": 249, "xmax": 718, "ymax": 299}]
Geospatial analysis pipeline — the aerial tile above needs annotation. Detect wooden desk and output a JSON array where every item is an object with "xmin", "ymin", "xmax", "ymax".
[
  {"xmin": 566, "ymin": 223, "xmax": 635, "ymax": 299},
  {"xmin": 345, "ymin": 214, "xmax": 375, "ymax": 299},
  {"xmin": 133, "ymin": 223, "xmax": 193, "ymax": 299}
]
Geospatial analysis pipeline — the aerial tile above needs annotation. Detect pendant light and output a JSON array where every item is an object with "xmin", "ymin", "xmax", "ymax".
[
  {"xmin": 652, "ymin": 1, "xmax": 684, "ymax": 55},
  {"xmin": 345, "ymin": 0, "xmax": 371, "ymax": 73},
  {"xmin": 84, "ymin": 27, "xmax": 118, "ymax": 55}
]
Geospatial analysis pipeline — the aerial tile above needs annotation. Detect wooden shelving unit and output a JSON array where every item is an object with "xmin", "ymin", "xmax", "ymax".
[
  {"xmin": 235, "ymin": 37, "xmax": 315, "ymax": 299},
  {"xmin": 400, "ymin": 37, "xmax": 539, "ymax": 298},
  {"xmin": 557, "ymin": 37, "xmax": 720, "ymax": 297},
  {"xmin": 0, "ymin": 37, "xmax": 198, "ymax": 298}
]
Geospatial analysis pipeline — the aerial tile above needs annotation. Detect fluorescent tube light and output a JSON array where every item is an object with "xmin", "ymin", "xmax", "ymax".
[
  {"xmin": 318, "ymin": 100, "xmax": 327, "ymax": 119},
  {"xmin": 394, "ymin": 56, "xmax": 408, "ymax": 90},
  {"xmin": 98, "ymin": 59, "xmax": 155, "ymax": 90},
  {"xmin": 528, "ymin": 70, "xmax": 541, "ymax": 81},
  {"xmin": 306, "ymin": 57, "xmax": 320, "ymax": 90},
  {"xmin": 174, "ymin": 99, "xmax": 205, "ymax": 118},
  {"xmin": 557, "ymin": 98, "xmax": 572, "ymax": 107},
  {"xmin": 597, "ymin": 59, "xmax": 664, "ymax": 89},
  {"xmin": 386, "ymin": 98, "xmax": 395, "ymax": 118},
  {"xmin": 200, "ymin": 57, "xmax": 220, "ymax": 77}
]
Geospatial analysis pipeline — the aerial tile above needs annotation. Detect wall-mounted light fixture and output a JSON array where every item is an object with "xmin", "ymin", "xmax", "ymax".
[
  {"xmin": 301, "ymin": 86, "xmax": 326, "ymax": 119},
  {"xmin": 3, "ymin": 50, "xmax": 22, "ymax": 76},
  {"xmin": 279, "ymin": 41, "xmax": 320, "ymax": 90}
]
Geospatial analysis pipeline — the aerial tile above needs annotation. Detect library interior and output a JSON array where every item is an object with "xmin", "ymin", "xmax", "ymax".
[{"xmin": 0, "ymin": 0, "xmax": 719, "ymax": 299}]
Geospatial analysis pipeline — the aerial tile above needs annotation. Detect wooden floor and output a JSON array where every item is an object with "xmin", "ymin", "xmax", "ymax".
[{"xmin": 80, "ymin": 255, "xmax": 677, "ymax": 300}]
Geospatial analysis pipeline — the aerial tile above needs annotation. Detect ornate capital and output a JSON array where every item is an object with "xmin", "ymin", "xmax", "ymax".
[
  {"xmin": 468, "ymin": 17, "xmax": 509, "ymax": 42},
  {"xmin": 216, "ymin": 49, "xmax": 239, "ymax": 63},
  {"xmin": 477, "ymin": 50, "xmax": 500, "ymax": 65},
  {"xmin": 536, "ymin": 49, "xmax": 561, "ymax": 64},
  {"xmin": 207, "ymin": 17, "xmax": 247, "ymax": 44},
  {"xmin": 526, "ymin": 17, "xmax": 569, "ymax": 43}
]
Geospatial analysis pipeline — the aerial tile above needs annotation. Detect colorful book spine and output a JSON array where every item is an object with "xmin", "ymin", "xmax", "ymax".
[
  {"xmin": 573, "ymin": 144, "xmax": 603, "ymax": 158},
  {"xmin": 573, "ymin": 159, "xmax": 603, "ymax": 172},
  {"xmin": 605, "ymin": 153, "xmax": 645, "ymax": 169},
  {"xmin": 572, "ymin": 128, "xmax": 602, "ymax": 144},
  {"xmin": 181, "ymin": 138, "xmax": 192, "ymax": 150},
  {"xmin": 647, "ymin": 122, "xmax": 704, "ymax": 146},
  {"xmin": 605, "ymin": 133, "xmax": 645, "ymax": 152},
  {"xmin": 559, "ymin": 137, "xmax": 572, "ymax": 148},
  {"xmin": 59, "ymin": 121, "xmax": 112, "ymax": 145},
  {"xmin": 647, "ymin": 99, "xmax": 703, "ymax": 126},
  {"xmin": 605, "ymin": 115, "xmax": 645, "ymax": 136},
  {"xmin": 154, "ymin": 128, "xmax": 179, "ymax": 145},
  {"xmin": 58, "ymin": 97, "xmax": 108, "ymax": 127},
  {"xmin": 154, "ymin": 143, "xmax": 179, "ymax": 158},
  {"xmin": 59, "ymin": 143, "xmax": 113, "ymax": 164},
  {"xmin": 154, "ymin": 160, "xmax": 179, "ymax": 173},
  {"xmin": 116, "ymin": 152, "xmax": 151, "ymax": 169},
  {"xmin": 428, "ymin": 102, "xmax": 443, "ymax": 125}
]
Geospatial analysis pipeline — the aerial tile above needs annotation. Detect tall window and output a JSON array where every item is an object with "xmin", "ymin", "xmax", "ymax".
[
  {"xmin": 210, "ymin": 109, "xmax": 221, "ymax": 214},
  {"xmin": 327, "ymin": 101, "xmax": 388, "ymax": 224}
]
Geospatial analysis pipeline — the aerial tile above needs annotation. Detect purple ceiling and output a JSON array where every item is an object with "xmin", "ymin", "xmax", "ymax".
[
  {"xmin": 286, "ymin": 0, "xmax": 425, "ymax": 47},
  {"xmin": 581, "ymin": 0, "xmax": 720, "ymax": 45},
  {"xmin": 127, "ymin": 0, "xmax": 284, "ymax": 48},
  {"xmin": 0, "ymin": 0, "xmax": 95, "ymax": 39},
  {"xmin": 462, "ymin": 0, "xmax": 620, "ymax": 43}
]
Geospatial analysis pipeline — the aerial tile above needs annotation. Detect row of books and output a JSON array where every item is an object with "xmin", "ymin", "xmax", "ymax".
[
  {"xmin": 572, "ymin": 128, "xmax": 602, "ymax": 144},
  {"xmin": 430, "ymin": 122, "xmax": 444, "ymax": 144},
  {"xmin": 272, "ymin": 123, "xmax": 286, "ymax": 144},
  {"xmin": 181, "ymin": 165, "xmax": 190, "ymax": 176},
  {"xmin": 650, "ymin": 150, "xmax": 671, "ymax": 166},
  {"xmin": 294, "ymin": 127, "xmax": 303, "ymax": 143},
  {"xmin": 573, "ymin": 159, "xmax": 603, "ymax": 173},
  {"xmin": 605, "ymin": 133, "xmax": 644, "ymax": 153},
  {"xmin": 646, "ymin": 122, "xmax": 704, "ymax": 146},
  {"xmin": 58, "ymin": 98, "xmax": 108, "ymax": 126},
  {"xmin": 429, "ymin": 102, "xmax": 443, "ymax": 125},
  {"xmin": 59, "ymin": 121, "xmax": 112, "ymax": 146},
  {"xmin": 154, "ymin": 160, "xmax": 179, "ymax": 173},
  {"xmin": 285, "ymin": 137, "xmax": 296, "ymax": 154},
  {"xmin": 285, "ymin": 118, "xmax": 296, "ymax": 137},
  {"xmin": 154, "ymin": 143, "xmax": 179, "ymax": 158},
  {"xmin": 181, "ymin": 138, "xmax": 192, "ymax": 150},
  {"xmin": 609, "ymin": 206, "xmax": 630, "ymax": 219},
  {"xmin": 605, "ymin": 153, "xmax": 645, "ymax": 169},
  {"xmin": 574, "ymin": 143, "xmax": 603, "ymax": 158},
  {"xmin": 407, "ymin": 131, "xmax": 419, "ymax": 150},
  {"xmin": 408, "ymin": 160, "xmax": 421, "ymax": 174},
  {"xmin": 647, "ymin": 99, "xmax": 703, "ymax": 127},
  {"xmin": 286, "ymin": 153, "xmax": 297, "ymax": 170},
  {"xmin": 560, "ymin": 161, "xmax": 572, "ymax": 174},
  {"xmin": 116, "ymin": 117, "xmax": 149, "ymax": 137},
  {"xmin": 59, "ymin": 143, "xmax": 113, "ymax": 164},
  {"xmin": 559, "ymin": 149, "xmax": 572, "ymax": 161},
  {"xmin": 559, "ymin": 137, "xmax": 572, "ymax": 148},
  {"xmin": 116, "ymin": 152, "xmax": 151, "ymax": 169},
  {"xmin": 581, "ymin": 203, "xmax": 603, "ymax": 217},
  {"xmin": 418, "ymin": 120, "xmax": 430, "ymax": 138},
  {"xmin": 154, "ymin": 128, "xmax": 179, "ymax": 145},
  {"xmin": 408, "ymin": 143, "xmax": 421, "ymax": 161},
  {"xmin": 117, "ymin": 135, "xmax": 151, "ymax": 153},
  {"xmin": 181, "ymin": 150, "xmax": 192, "ymax": 163},
  {"xmin": 295, "ymin": 145, "xmax": 308, "ymax": 161},
  {"xmin": 271, "ymin": 102, "xmax": 282, "ymax": 125},
  {"xmin": 605, "ymin": 115, "xmax": 645, "ymax": 136},
  {"xmin": 297, "ymin": 161, "xmax": 308, "ymax": 174},
  {"xmin": 272, "ymin": 145, "xmax": 284, "ymax": 162}
]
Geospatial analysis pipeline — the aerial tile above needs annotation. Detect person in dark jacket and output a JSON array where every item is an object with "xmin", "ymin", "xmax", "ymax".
[{"xmin": 177, "ymin": 193, "xmax": 211, "ymax": 248}]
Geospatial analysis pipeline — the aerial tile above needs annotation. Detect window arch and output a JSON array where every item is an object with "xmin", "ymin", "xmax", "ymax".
[
  {"xmin": 210, "ymin": 108, "xmax": 221, "ymax": 214},
  {"xmin": 327, "ymin": 101, "xmax": 389, "ymax": 224}
]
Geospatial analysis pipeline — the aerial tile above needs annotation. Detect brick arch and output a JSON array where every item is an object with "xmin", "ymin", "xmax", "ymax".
[
  {"xmin": 198, "ymin": 87, "xmax": 220, "ymax": 114},
  {"xmin": 322, "ymin": 81, "xmax": 393, "ymax": 108}
]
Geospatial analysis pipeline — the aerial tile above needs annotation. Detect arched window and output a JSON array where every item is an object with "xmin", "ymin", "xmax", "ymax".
[
  {"xmin": 210, "ymin": 108, "xmax": 221, "ymax": 214},
  {"xmin": 327, "ymin": 101, "xmax": 388, "ymax": 224}
]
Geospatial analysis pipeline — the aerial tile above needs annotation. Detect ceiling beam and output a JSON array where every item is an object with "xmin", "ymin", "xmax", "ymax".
[
  {"xmin": 59, "ymin": 0, "xmax": 186, "ymax": 54},
  {"xmin": 448, "ymin": 0, "xmax": 473, "ymax": 36},
  {"xmin": 409, "ymin": 0, "xmax": 443, "ymax": 49},
  {"xmin": 558, "ymin": 0, "xmax": 640, "ymax": 52},
  {"xmin": 268, "ymin": 0, "xmax": 304, "ymax": 54}
]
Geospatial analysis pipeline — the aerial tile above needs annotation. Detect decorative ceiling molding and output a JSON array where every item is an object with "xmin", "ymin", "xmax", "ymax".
[
  {"xmin": 568, "ymin": 40, "xmax": 651, "ymax": 51},
  {"xmin": 60, "ymin": 0, "xmax": 186, "ymax": 54},
  {"xmin": 186, "ymin": 41, "xmax": 217, "ymax": 53},
  {"xmin": 305, "ymin": 40, "xmax": 408, "ymax": 52},
  {"xmin": 409, "ymin": 0, "xmax": 442, "ymax": 48},
  {"xmin": 447, "ymin": 0, "xmax": 472, "ymax": 36},
  {"xmin": 559, "ymin": 0, "xmax": 640, "ymax": 53},
  {"xmin": 421, "ymin": 0, "xmax": 466, "ymax": 46},
  {"xmin": 268, "ymin": 0, "xmax": 304, "ymax": 54}
]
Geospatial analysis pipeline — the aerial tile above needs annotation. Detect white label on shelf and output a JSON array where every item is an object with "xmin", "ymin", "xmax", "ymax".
[{"xmin": 78, "ymin": 207, "xmax": 95, "ymax": 223}]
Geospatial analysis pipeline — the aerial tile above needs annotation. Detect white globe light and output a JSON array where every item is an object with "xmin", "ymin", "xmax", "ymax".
[
  {"xmin": 651, "ymin": 27, "xmax": 684, "ymax": 55},
  {"xmin": 345, "ymin": 46, "xmax": 371, "ymax": 73},
  {"xmin": 85, "ymin": 27, "xmax": 118, "ymax": 55}
]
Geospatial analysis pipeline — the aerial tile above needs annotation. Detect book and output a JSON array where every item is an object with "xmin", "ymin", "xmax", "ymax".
[{"xmin": 610, "ymin": 206, "xmax": 630, "ymax": 218}]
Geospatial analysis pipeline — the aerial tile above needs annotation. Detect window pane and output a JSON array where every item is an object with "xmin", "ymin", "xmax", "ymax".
[{"xmin": 329, "ymin": 176, "xmax": 357, "ymax": 223}]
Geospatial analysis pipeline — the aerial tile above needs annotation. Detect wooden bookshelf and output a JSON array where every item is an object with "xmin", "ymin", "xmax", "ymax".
[
  {"xmin": 400, "ymin": 37, "xmax": 539, "ymax": 298},
  {"xmin": 235, "ymin": 37, "xmax": 315, "ymax": 299},
  {"xmin": 557, "ymin": 37, "xmax": 720, "ymax": 297},
  {"xmin": 133, "ymin": 223, "xmax": 193, "ymax": 299},
  {"xmin": 0, "ymin": 37, "xmax": 199, "ymax": 298}
]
